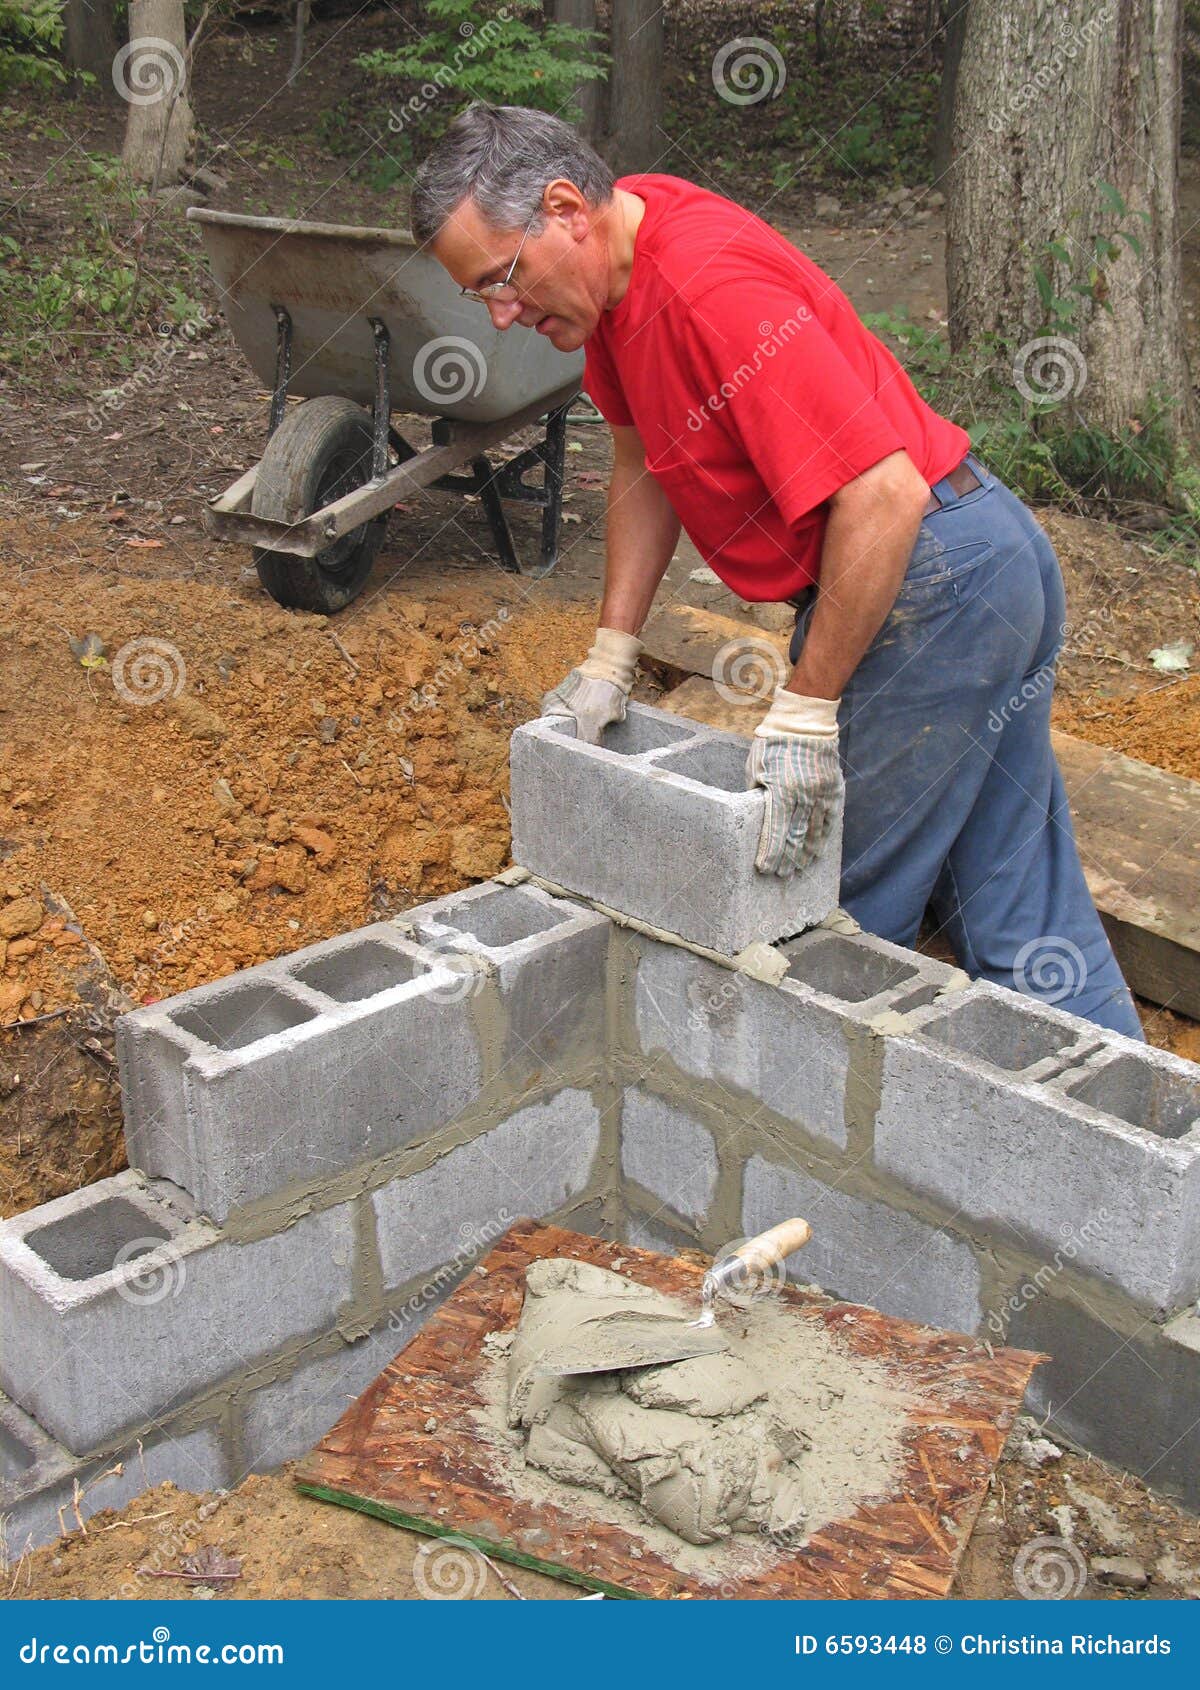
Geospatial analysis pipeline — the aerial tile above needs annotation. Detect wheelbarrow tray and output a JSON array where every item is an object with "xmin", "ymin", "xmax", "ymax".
[
  {"xmin": 187, "ymin": 208, "xmax": 583, "ymax": 424},
  {"xmin": 186, "ymin": 209, "xmax": 584, "ymax": 596}
]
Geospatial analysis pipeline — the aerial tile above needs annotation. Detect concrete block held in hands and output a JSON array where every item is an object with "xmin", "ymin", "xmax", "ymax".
[{"xmin": 509, "ymin": 702, "xmax": 841, "ymax": 954}]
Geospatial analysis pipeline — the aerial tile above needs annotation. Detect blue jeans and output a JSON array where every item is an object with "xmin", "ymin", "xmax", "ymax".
[{"xmin": 790, "ymin": 455, "xmax": 1144, "ymax": 1040}]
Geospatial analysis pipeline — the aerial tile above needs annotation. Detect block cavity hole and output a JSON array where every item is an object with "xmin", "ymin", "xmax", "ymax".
[
  {"xmin": 173, "ymin": 982, "xmax": 316, "ymax": 1051},
  {"xmin": 1066, "ymin": 1055, "xmax": 1200, "ymax": 1141},
  {"xmin": 594, "ymin": 713, "xmax": 697, "ymax": 756},
  {"xmin": 430, "ymin": 888, "xmax": 569, "ymax": 949},
  {"xmin": 292, "ymin": 941, "xmax": 424, "ymax": 1003},
  {"xmin": 654, "ymin": 740, "xmax": 749, "ymax": 794},
  {"xmin": 25, "ymin": 1198, "xmax": 173, "ymax": 1283},
  {"xmin": 783, "ymin": 934, "xmax": 919, "ymax": 1003},
  {"xmin": 917, "ymin": 994, "xmax": 1074, "ymax": 1073}
]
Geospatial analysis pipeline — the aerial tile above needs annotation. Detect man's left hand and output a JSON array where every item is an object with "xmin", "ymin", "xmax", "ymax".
[{"xmin": 747, "ymin": 686, "xmax": 844, "ymax": 876}]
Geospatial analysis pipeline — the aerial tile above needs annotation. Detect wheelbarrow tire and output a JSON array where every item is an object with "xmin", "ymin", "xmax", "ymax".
[{"xmin": 252, "ymin": 397, "xmax": 387, "ymax": 614}]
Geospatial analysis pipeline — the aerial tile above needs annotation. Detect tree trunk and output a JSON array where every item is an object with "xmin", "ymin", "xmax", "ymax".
[
  {"xmin": 289, "ymin": 0, "xmax": 310, "ymax": 85},
  {"xmin": 607, "ymin": 0, "xmax": 665, "ymax": 175},
  {"xmin": 119, "ymin": 0, "xmax": 195, "ymax": 188},
  {"xmin": 946, "ymin": 0, "xmax": 1191, "ymax": 439},
  {"xmin": 932, "ymin": 1, "xmax": 969, "ymax": 185},
  {"xmin": 554, "ymin": 0, "xmax": 604, "ymax": 142},
  {"xmin": 64, "ymin": 0, "xmax": 119, "ymax": 94}
]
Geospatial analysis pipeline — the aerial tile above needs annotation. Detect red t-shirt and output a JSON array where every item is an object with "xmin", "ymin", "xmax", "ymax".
[{"xmin": 583, "ymin": 174, "xmax": 970, "ymax": 601}]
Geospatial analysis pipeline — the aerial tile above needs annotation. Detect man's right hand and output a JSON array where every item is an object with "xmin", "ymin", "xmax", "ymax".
[{"xmin": 541, "ymin": 627, "xmax": 643, "ymax": 745}]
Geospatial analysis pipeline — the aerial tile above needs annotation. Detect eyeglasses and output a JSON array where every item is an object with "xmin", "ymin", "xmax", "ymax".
[{"xmin": 460, "ymin": 211, "xmax": 539, "ymax": 305}]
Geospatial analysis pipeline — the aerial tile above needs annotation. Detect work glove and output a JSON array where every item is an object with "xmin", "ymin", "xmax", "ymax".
[
  {"xmin": 541, "ymin": 627, "xmax": 643, "ymax": 746},
  {"xmin": 747, "ymin": 686, "xmax": 844, "ymax": 876}
]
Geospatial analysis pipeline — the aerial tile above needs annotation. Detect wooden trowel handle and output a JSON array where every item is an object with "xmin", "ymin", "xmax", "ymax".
[{"xmin": 738, "ymin": 1218, "xmax": 812, "ymax": 1277}]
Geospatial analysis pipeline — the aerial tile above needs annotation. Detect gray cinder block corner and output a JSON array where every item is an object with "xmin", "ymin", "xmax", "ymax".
[
  {"xmin": 399, "ymin": 881, "xmax": 611, "ymax": 1090},
  {"xmin": 509, "ymin": 702, "xmax": 841, "ymax": 954},
  {"xmin": 0, "ymin": 1172, "xmax": 355, "ymax": 1454},
  {"xmin": 875, "ymin": 983, "xmax": 1200, "ymax": 1313}
]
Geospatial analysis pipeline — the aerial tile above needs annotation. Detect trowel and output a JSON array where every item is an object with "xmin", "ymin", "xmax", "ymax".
[
  {"xmin": 690, "ymin": 1217, "xmax": 813, "ymax": 1329},
  {"xmin": 532, "ymin": 1218, "xmax": 813, "ymax": 1379}
]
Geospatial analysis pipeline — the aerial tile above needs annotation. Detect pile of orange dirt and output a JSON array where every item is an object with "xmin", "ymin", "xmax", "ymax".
[
  {"xmin": 1053, "ymin": 674, "xmax": 1200, "ymax": 782},
  {"xmin": 0, "ymin": 556, "xmax": 596, "ymax": 1016}
]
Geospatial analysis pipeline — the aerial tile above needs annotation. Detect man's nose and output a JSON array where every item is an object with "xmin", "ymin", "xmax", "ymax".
[{"xmin": 486, "ymin": 297, "xmax": 524, "ymax": 331}]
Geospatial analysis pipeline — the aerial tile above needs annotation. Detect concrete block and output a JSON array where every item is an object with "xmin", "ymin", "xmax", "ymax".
[
  {"xmin": 0, "ymin": 1172, "xmax": 355, "ymax": 1454},
  {"xmin": 119, "ymin": 925, "xmax": 486, "ymax": 1220},
  {"xmin": 372, "ymin": 1088, "xmax": 603, "ymax": 1293},
  {"xmin": 876, "ymin": 986, "xmax": 1200, "ymax": 1312},
  {"xmin": 510, "ymin": 702, "xmax": 840, "ymax": 954},
  {"xmin": 623, "ymin": 1209, "xmax": 702, "ymax": 1258},
  {"xmin": 631, "ymin": 930, "xmax": 961, "ymax": 1152},
  {"xmin": 619, "ymin": 1087, "xmax": 718, "ymax": 1225},
  {"xmin": 779, "ymin": 926, "xmax": 966, "ymax": 1015},
  {"xmin": 742, "ymin": 1153, "xmax": 983, "ymax": 1334},
  {"xmin": 1005, "ymin": 1289, "xmax": 1200, "ymax": 1513},
  {"xmin": 403, "ymin": 882, "xmax": 610, "ymax": 1092},
  {"xmin": 1, "ymin": 1396, "xmax": 232, "ymax": 1558},
  {"xmin": 238, "ymin": 1312, "xmax": 431, "ymax": 1476}
]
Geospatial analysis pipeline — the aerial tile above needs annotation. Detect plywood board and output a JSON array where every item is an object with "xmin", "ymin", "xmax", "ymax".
[{"xmin": 296, "ymin": 1220, "xmax": 1042, "ymax": 1600}]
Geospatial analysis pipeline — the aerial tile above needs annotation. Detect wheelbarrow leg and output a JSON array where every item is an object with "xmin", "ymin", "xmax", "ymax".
[
  {"xmin": 536, "ymin": 398, "xmax": 571, "ymax": 576},
  {"xmin": 471, "ymin": 455, "xmax": 522, "ymax": 573},
  {"xmin": 369, "ymin": 318, "xmax": 391, "ymax": 480},
  {"xmin": 427, "ymin": 394, "xmax": 577, "ymax": 576}
]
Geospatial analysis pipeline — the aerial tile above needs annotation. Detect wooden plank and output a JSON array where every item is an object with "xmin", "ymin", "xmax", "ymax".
[
  {"xmin": 294, "ymin": 1219, "xmax": 1042, "ymax": 1601},
  {"xmin": 1051, "ymin": 730, "xmax": 1200, "ymax": 1018},
  {"xmin": 640, "ymin": 603, "xmax": 790, "ymax": 688},
  {"xmin": 659, "ymin": 674, "xmax": 761, "ymax": 736}
]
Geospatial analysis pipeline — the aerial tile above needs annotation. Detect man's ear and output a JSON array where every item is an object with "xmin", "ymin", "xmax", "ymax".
[{"xmin": 543, "ymin": 178, "xmax": 590, "ymax": 238}]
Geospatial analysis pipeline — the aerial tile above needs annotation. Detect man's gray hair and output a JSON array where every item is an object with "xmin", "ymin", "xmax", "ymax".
[{"xmin": 409, "ymin": 104, "xmax": 614, "ymax": 245}]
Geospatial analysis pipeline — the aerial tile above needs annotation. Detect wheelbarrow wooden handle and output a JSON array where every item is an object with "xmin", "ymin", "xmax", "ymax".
[{"xmin": 737, "ymin": 1218, "xmax": 812, "ymax": 1277}]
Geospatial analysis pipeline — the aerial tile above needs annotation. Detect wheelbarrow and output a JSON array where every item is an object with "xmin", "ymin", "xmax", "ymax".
[{"xmin": 187, "ymin": 208, "xmax": 584, "ymax": 614}]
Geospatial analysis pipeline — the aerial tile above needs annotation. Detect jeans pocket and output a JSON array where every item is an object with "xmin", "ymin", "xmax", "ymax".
[{"xmin": 900, "ymin": 523, "xmax": 996, "ymax": 593}]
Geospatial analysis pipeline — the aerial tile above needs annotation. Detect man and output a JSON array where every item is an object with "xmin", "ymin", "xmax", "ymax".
[{"xmin": 411, "ymin": 104, "xmax": 1143, "ymax": 1040}]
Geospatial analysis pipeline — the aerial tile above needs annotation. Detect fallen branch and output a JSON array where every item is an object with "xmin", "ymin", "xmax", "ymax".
[
  {"xmin": 0, "ymin": 1009, "xmax": 69, "ymax": 1033},
  {"xmin": 136, "ymin": 1567, "xmax": 242, "ymax": 1582},
  {"xmin": 328, "ymin": 630, "xmax": 360, "ymax": 674}
]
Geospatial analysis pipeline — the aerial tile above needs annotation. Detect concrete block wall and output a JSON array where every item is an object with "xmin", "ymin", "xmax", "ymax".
[
  {"xmin": 605, "ymin": 923, "xmax": 1200, "ymax": 1511},
  {"xmin": 5, "ymin": 870, "xmax": 1200, "ymax": 1549},
  {"xmin": 2, "ymin": 882, "xmax": 619, "ymax": 1556},
  {"xmin": 510, "ymin": 702, "xmax": 840, "ymax": 953},
  {"xmin": 118, "ymin": 881, "xmax": 609, "ymax": 1223}
]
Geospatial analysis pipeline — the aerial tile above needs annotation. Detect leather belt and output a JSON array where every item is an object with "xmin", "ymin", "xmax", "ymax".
[{"xmin": 923, "ymin": 456, "xmax": 981, "ymax": 516}]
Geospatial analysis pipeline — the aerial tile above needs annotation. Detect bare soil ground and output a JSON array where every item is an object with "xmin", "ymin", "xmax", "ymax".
[
  {"xmin": 7, "ymin": 1420, "xmax": 1199, "ymax": 1603},
  {"xmin": 2, "ymin": 9, "xmax": 1199, "ymax": 1602}
]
